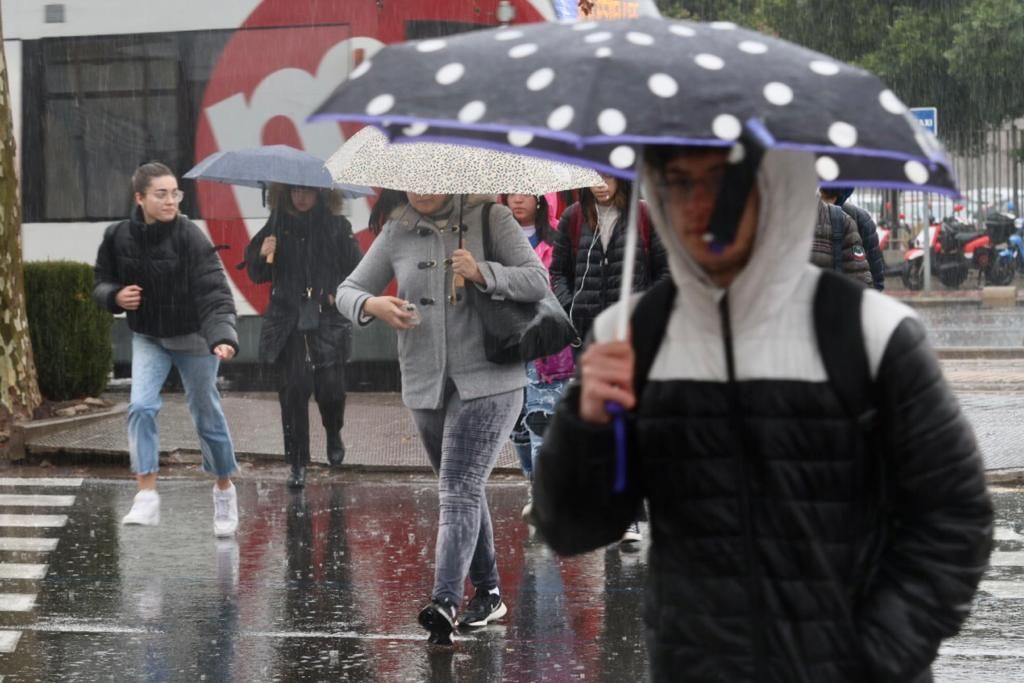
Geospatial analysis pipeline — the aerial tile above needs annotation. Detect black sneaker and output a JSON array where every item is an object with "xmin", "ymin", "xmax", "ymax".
[
  {"xmin": 418, "ymin": 598, "xmax": 457, "ymax": 645},
  {"xmin": 459, "ymin": 588, "xmax": 507, "ymax": 628}
]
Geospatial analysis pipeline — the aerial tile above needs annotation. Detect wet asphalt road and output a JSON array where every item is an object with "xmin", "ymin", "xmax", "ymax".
[{"xmin": 0, "ymin": 476, "xmax": 1021, "ymax": 682}]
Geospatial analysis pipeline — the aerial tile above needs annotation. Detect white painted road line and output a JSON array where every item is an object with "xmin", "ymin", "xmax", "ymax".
[
  {"xmin": 0, "ymin": 478, "xmax": 83, "ymax": 488},
  {"xmin": 0, "ymin": 631, "xmax": 21, "ymax": 653},
  {"xmin": 989, "ymin": 551, "xmax": 1024, "ymax": 567},
  {"xmin": 0, "ymin": 564, "xmax": 48, "ymax": 580},
  {"xmin": 0, "ymin": 594, "xmax": 35, "ymax": 612},
  {"xmin": 0, "ymin": 495, "xmax": 76, "ymax": 508},
  {"xmin": 0, "ymin": 538, "xmax": 59, "ymax": 552},
  {"xmin": 0, "ymin": 515, "xmax": 68, "ymax": 528},
  {"xmin": 978, "ymin": 580, "xmax": 1024, "ymax": 600}
]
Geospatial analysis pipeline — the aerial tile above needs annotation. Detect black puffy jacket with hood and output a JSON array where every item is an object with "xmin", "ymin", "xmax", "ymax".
[
  {"xmin": 534, "ymin": 150, "xmax": 992, "ymax": 683},
  {"xmin": 93, "ymin": 206, "xmax": 238, "ymax": 352}
]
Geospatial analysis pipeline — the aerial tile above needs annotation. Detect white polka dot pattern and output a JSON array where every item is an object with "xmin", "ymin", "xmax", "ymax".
[
  {"xmin": 598, "ymin": 109, "xmax": 627, "ymax": 135},
  {"xmin": 547, "ymin": 105, "xmax": 574, "ymax": 131},
  {"xmin": 458, "ymin": 100, "xmax": 486, "ymax": 123},
  {"xmin": 828, "ymin": 122, "xmax": 858, "ymax": 148},
  {"xmin": 712, "ymin": 114, "xmax": 742, "ymax": 140},
  {"xmin": 763, "ymin": 82, "xmax": 793, "ymax": 106},
  {"xmin": 509, "ymin": 43, "xmax": 538, "ymax": 58},
  {"xmin": 695, "ymin": 54, "xmax": 725, "ymax": 70},
  {"xmin": 416, "ymin": 39, "xmax": 447, "ymax": 53},
  {"xmin": 435, "ymin": 63, "xmax": 465, "ymax": 85},
  {"xmin": 648, "ymin": 73, "xmax": 678, "ymax": 98},
  {"xmin": 816, "ymin": 156, "xmax": 840, "ymax": 181},
  {"xmin": 527, "ymin": 68, "xmax": 555, "ymax": 91},
  {"xmin": 316, "ymin": 16, "xmax": 957, "ymax": 193}
]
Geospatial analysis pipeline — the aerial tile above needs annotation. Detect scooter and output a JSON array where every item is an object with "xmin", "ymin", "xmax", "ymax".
[{"xmin": 902, "ymin": 211, "xmax": 1015, "ymax": 289}]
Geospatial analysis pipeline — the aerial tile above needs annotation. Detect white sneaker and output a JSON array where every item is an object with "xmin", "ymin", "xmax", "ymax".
[
  {"xmin": 620, "ymin": 521, "xmax": 642, "ymax": 545},
  {"xmin": 122, "ymin": 490, "xmax": 160, "ymax": 526},
  {"xmin": 213, "ymin": 483, "xmax": 239, "ymax": 537}
]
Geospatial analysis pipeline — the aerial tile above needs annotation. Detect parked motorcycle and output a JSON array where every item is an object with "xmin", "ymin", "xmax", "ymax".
[{"xmin": 901, "ymin": 211, "xmax": 1015, "ymax": 289}]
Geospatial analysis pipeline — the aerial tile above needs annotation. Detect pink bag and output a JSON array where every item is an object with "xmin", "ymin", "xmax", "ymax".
[{"xmin": 534, "ymin": 345, "xmax": 576, "ymax": 383}]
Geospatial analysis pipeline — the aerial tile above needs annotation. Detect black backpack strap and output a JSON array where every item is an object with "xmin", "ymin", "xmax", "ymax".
[
  {"xmin": 828, "ymin": 204, "xmax": 847, "ymax": 273},
  {"xmin": 630, "ymin": 278, "xmax": 677, "ymax": 400},
  {"xmin": 813, "ymin": 269, "xmax": 872, "ymax": 420}
]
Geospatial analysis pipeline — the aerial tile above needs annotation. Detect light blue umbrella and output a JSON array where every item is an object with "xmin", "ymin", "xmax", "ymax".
[{"xmin": 184, "ymin": 145, "xmax": 375, "ymax": 198}]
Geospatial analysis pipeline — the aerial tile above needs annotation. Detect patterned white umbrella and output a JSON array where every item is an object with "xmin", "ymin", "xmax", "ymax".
[{"xmin": 326, "ymin": 126, "xmax": 602, "ymax": 194}]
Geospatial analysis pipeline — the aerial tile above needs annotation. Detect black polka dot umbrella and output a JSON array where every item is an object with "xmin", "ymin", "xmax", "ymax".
[{"xmin": 311, "ymin": 16, "xmax": 957, "ymax": 196}]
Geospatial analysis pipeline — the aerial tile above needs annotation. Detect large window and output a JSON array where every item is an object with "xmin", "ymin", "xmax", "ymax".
[{"xmin": 22, "ymin": 30, "xmax": 230, "ymax": 222}]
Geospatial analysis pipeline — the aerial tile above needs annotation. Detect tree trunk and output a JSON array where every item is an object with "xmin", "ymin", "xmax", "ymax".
[{"xmin": 0, "ymin": 13, "xmax": 42, "ymax": 423}]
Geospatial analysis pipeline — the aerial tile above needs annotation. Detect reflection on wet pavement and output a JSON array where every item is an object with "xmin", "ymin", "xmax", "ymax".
[
  {"xmin": 0, "ymin": 479, "xmax": 648, "ymax": 682},
  {"xmin": 1, "ymin": 479, "xmax": 1022, "ymax": 681}
]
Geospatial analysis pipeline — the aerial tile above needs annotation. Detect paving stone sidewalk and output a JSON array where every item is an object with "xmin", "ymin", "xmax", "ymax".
[{"xmin": 19, "ymin": 358, "xmax": 1024, "ymax": 476}]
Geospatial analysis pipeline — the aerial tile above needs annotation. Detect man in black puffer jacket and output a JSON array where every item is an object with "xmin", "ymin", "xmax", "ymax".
[
  {"xmin": 534, "ymin": 146, "xmax": 992, "ymax": 682},
  {"xmin": 94, "ymin": 161, "xmax": 241, "ymax": 538}
]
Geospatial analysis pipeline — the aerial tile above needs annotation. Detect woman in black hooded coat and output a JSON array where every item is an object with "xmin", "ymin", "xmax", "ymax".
[{"xmin": 245, "ymin": 184, "xmax": 362, "ymax": 487}]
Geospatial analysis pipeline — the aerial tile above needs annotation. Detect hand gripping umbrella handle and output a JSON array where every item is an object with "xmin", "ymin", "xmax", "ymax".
[
  {"xmin": 266, "ymin": 251, "xmax": 275, "ymax": 265},
  {"xmin": 608, "ymin": 149, "xmax": 645, "ymax": 495}
]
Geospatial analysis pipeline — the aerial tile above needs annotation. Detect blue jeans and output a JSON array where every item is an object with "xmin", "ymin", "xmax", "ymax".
[
  {"xmin": 511, "ymin": 363, "xmax": 569, "ymax": 481},
  {"xmin": 128, "ymin": 333, "xmax": 238, "ymax": 478},
  {"xmin": 411, "ymin": 381, "xmax": 521, "ymax": 606}
]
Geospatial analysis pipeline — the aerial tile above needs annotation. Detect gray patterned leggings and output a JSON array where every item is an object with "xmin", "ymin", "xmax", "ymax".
[{"xmin": 411, "ymin": 381, "xmax": 522, "ymax": 606}]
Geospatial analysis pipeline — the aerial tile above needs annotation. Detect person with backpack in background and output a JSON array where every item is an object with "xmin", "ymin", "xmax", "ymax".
[
  {"xmin": 549, "ymin": 173, "xmax": 669, "ymax": 547},
  {"xmin": 821, "ymin": 186, "xmax": 886, "ymax": 290},
  {"xmin": 811, "ymin": 195, "xmax": 874, "ymax": 287},
  {"xmin": 501, "ymin": 193, "xmax": 576, "ymax": 524},
  {"xmin": 533, "ymin": 145, "xmax": 992, "ymax": 682},
  {"xmin": 93, "ymin": 162, "xmax": 241, "ymax": 536},
  {"xmin": 551, "ymin": 174, "xmax": 670, "ymax": 346}
]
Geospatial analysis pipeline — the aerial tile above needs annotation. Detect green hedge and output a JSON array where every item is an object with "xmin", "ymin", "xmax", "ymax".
[{"xmin": 24, "ymin": 261, "xmax": 112, "ymax": 400}]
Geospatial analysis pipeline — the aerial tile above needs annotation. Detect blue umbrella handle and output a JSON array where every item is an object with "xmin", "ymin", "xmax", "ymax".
[{"xmin": 606, "ymin": 400, "xmax": 628, "ymax": 493}]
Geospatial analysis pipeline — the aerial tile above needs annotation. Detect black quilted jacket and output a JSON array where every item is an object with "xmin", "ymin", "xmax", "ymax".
[
  {"xmin": 535, "ymin": 313, "xmax": 992, "ymax": 683},
  {"xmin": 93, "ymin": 206, "xmax": 238, "ymax": 352},
  {"xmin": 549, "ymin": 203, "xmax": 670, "ymax": 339}
]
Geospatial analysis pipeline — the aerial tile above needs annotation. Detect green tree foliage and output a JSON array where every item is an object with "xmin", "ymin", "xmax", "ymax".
[
  {"xmin": 657, "ymin": 0, "xmax": 1024, "ymax": 139},
  {"xmin": 24, "ymin": 262, "xmax": 112, "ymax": 401}
]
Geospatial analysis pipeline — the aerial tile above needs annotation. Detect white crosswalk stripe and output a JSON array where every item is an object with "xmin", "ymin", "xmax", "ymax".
[
  {"xmin": 0, "ymin": 478, "xmax": 83, "ymax": 488},
  {"xmin": 0, "ymin": 538, "xmax": 59, "ymax": 552},
  {"xmin": 0, "ymin": 631, "xmax": 20, "ymax": 653},
  {"xmin": 0, "ymin": 594, "xmax": 36, "ymax": 612},
  {"xmin": 0, "ymin": 564, "xmax": 48, "ymax": 580},
  {"xmin": 0, "ymin": 495, "xmax": 76, "ymax": 507},
  {"xmin": 0, "ymin": 514, "xmax": 67, "ymax": 528},
  {"xmin": 0, "ymin": 478, "xmax": 81, "ymax": 659}
]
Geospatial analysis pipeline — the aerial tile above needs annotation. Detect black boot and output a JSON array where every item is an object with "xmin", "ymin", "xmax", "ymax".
[
  {"xmin": 326, "ymin": 431, "xmax": 345, "ymax": 467},
  {"xmin": 287, "ymin": 463, "xmax": 306, "ymax": 489}
]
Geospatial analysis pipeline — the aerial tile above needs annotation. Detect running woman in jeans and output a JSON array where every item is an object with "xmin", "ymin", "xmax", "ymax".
[
  {"xmin": 336, "ymin": 192, "xmax": 547, "ymax": 644},
  {"xmin": 93, "ymin": 161, "xmax": 241, "ymax": 537}
]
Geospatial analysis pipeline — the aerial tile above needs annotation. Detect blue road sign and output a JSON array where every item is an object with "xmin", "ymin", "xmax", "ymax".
[{"xmin": 910, "ymin": 107, "xmax": 938, "ymax": 136}]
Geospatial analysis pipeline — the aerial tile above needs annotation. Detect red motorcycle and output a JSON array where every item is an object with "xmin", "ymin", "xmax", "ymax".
[{"xmin": 901, "ymin": 207, "xmax": 1014, "ymax": 289}]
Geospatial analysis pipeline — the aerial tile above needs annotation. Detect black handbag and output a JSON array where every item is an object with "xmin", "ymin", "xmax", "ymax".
[{"xmin": 466, "ymin": 203, "xmax": 578, "ymax": 364}]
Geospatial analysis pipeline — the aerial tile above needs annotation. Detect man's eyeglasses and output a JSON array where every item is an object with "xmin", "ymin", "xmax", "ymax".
[
  {"xmin": 655, "ymin": 173, "xmax": 725, "ymax": 204},
  {"xmin": 149, "ymin": 189, "xmax": 185, "ymax": 203}
]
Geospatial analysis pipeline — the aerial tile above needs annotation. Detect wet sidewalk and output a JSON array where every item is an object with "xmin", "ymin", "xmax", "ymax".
[{"xmin": 14, "ymin": 356, "xmax": 1024, "ymax": 477}]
